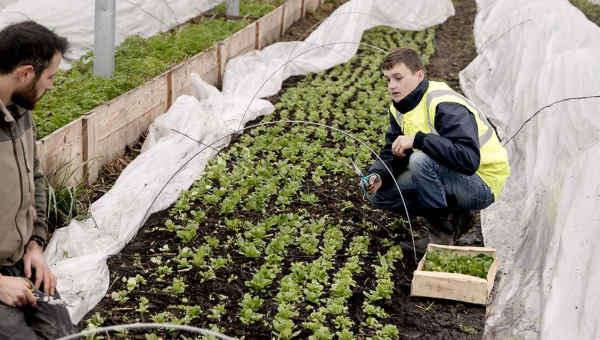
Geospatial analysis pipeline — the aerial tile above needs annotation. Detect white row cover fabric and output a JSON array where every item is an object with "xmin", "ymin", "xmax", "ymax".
[
  {"xmin": 223, "ymin": 0, "xmax": 453, "ymax": 99},
  {"xmin": 43, "ymin": 0, "xmax": 454, "ymax": 324},
  {"xmin": 0, "ymin": 0, "xmax": 223, "ymax": 64},
  {"xmin": 0, "ymin": 0, "xmax": 16, "ymax": 10},
  {"xmin": 459, "ymin": 0, "xmax": 600, "ymax": 338}
]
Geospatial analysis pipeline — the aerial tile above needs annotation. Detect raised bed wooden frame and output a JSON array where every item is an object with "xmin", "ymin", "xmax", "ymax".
[{"xmin": 38, "ymin": 0, "xmax": 323, "ymax": 184}]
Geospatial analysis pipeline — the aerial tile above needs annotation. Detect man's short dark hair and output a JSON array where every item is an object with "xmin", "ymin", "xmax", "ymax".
[
  {"xmin": 0, "ymin": 21, "xmax": 70, "ymax": 78},
  {"xmin": 382, "ymin": 47, "xmax": 425, "ymax": 75}
]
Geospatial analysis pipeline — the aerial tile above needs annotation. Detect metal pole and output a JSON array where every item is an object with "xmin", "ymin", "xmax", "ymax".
[
  {"xmin": 93, "ymin": 0, "xmax": 116, "ymax": 78},
  {"xmin": 226, "ymin": 0, "xmax": 240, "ymax": 18}
]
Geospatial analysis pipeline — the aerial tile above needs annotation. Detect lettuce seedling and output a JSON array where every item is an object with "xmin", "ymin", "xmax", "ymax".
[{"xmin": 423, "ymin": 250, "xmax": 494, "ymax": 279}]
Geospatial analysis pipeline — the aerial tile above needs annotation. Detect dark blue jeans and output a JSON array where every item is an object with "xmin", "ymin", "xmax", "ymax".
[{"xmin": 368, "ymin": 151, "xmax": 495, "ymax": 218}]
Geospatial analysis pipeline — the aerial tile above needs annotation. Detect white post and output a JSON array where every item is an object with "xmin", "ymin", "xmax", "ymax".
[
  {"xmin": 226, "ymin": 0, "xmax": 240, "ymax": 18},
  {"xmin": 93, "ymin": 0, "xmax": 116, "ymax": 78}
]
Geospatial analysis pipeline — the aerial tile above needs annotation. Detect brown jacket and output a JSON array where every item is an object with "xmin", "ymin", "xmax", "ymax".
[{"xmin": 0, "ymin": 100, "xmax": 47, "ymax": 266}]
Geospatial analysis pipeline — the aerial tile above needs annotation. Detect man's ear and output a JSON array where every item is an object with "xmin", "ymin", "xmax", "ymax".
[
  {"xmin": 15, "ymin": 65, "xmax": 36, "ymax": 83},
  {"xmin": 417, "ymin": 70, "xmax": 425, "ymax": 81}
]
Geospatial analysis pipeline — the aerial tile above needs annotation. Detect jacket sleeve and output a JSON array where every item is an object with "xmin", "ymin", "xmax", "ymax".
[
  {"xmin": 32, "ymin": 126, "xmax": 48, "ymax": 242},
  {"xmin": 412, "ymin": 102, "xmax": 480, "ymax": 175},
  {"xmin": 368, "ymin": 110, "xmax": 412, "ymax": 183}
]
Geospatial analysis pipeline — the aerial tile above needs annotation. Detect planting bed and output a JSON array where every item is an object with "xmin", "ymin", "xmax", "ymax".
[
  {"xmin": 33, "ymin": 0, "xmax": 287, "ymax": 139},
  {"xmin": 79, "ymin": 1, "xmax": 488, "ymax": 338}
]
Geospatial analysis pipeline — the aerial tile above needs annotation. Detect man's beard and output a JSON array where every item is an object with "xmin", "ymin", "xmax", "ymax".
[{"xmin": 11, "ymin": 80, "xmax": 40, "ymax": 110}]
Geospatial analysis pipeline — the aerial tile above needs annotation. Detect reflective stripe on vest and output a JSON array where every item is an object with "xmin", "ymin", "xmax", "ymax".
[{"xmin": 426, "ymin": 90, "xmax": 494, "ymax": 147}]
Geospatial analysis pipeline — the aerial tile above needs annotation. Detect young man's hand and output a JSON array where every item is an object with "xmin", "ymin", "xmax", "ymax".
[
  {"xmin": 23, "ymin": 241, "xmax": 57, "ymax": 296},
  {"xmin": 0, "ymin": 275, "xmax": 37, "ymax": 307},
  {"xmin": 363, "ymin": 174, "xmax": 382, "ymax": 195},
  {"xmin": 392, "ymin": 135, "xmax": 414, "ymax": 157}
]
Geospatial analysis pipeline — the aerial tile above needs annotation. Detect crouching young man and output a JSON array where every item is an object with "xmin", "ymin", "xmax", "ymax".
[
  {"xmin": 0, "ymin": 21, "xmax": 76, "ymax": 339},
  {"xmin": 363, "ymin": 47, "xmax": 509, "ymax": 257}
]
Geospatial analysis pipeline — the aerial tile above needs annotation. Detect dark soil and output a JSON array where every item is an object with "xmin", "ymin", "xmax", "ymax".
[
  {"xmin": 427, "ymin": 0, "xmax": 478, "ymax": 96},
  {"xmin": 80, "ymin": 0, "xmax": 487, "ymax": 339}
]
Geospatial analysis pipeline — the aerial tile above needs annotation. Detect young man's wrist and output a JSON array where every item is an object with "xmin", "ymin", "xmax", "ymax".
[{"xmin": 413, "ymin": 132, "xmax": 427, "ymax": 149}]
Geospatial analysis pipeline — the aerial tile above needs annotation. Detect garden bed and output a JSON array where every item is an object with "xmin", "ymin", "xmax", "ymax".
[
  {"xmin": 36, "ymin": 0, "xmax": 317, "ymax": 186},
  {"xmin": 34, "ymin": 0, "xmax": 289, "ymax": 139},
  {"xmin": 79, "ymin": 1, "xmax": 488, "ymax": 338}
]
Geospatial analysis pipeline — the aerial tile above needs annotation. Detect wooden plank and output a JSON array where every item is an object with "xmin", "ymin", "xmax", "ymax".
[
  {"xmin": 96, "ymin": 102, "xmax": 165, "ymax": 167},
  {"xmin": 257, "ymin": 6, "xmax": 284, "ymax": 50},
  {"xmin": 83, "ymin": 112, "xmax": 100, "ymax": 183},
  {"xmin": 95, "ymin": 73, "xmax": 168, "ymax": 141},
  {"xmin": 282, "ymin": 0, "xmax": 303, "ymax": 33},
  {"xmin": 304, "ymin": 0, "xmax": 320, "ymax": 14},
  {"xmin": 218, "ymin": 23, "xmax": 257, "ymax": 81},
  {"xmin": 486, "ymin": 255, "xmax": 501, "ymax": 295},
  {"xmin": 170, "ymin": 48, "xmax": 219, "ymax": 103},
  {"xmin": 411, "ymin": 244, "xmax": 500, "ymax": 305},
  {"xmin": 37, "ymin": 118, "xmax": 85, "ymax": 185},
  {"xmin": 82, "ymin": 72, "xmax": 169, "ymax": 179},
  {"xmin": 411, "ymin": 270, "xmax": 489, "ymax": 304},
  {"xmin": 425, "ymin": 244, "xmax": 497, "ymax": 258}
]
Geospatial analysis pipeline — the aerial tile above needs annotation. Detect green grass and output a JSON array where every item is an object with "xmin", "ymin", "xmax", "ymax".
[
  {"xmin": 213, "ymin": 0, "xmax": 286, "ymax": 17},
  {"xmin": 570, "ymin": 0, "xmax": 600, "ymax": 26}
]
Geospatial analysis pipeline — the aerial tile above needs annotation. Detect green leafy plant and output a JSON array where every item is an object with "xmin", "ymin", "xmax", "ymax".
[
  {"xmin": 423, "ymin": 250, "xmax": 494, "ymax": 279},
  {"xmin": 45, "ymin": 157, "xmax": 97, "ymax": 231}
]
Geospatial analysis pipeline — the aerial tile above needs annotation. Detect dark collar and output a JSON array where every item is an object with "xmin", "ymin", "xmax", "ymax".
[{"xmin": 392, "ymin": 78, "xmax": 429, "ymax": 114}]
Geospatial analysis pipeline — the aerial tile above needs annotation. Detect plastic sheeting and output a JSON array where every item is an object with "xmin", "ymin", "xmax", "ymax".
[
  {"xmin": 43, "ymin": 0, "xmax": 455, "ymax": 324},
  {"xmin": 0, "ymin": 0, "xmax": 16, "ymax": 10},
  {"xmin": 223, "ymin": 0, "xmax": 454, "ymax": 99},
  {"xmin": 459, "ymin": 0, "xmax": 600, "ymax": 338},
  {"xmin": 0, "ymin": 0, "xmax": 223, "ymax": 63}
]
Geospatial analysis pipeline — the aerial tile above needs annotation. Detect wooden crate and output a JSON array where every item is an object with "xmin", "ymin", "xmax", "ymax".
[
  {"xmin": 410, "ymin": 244, "xmax": 500, "ymax": 305},
  {"xmin": 257, "ymin": 6, "xmax": 284, "ymax": 50},
  {"xmin": 169, "ymin": 48, "xmax": 219, "ymax": 104},
  {"xmin": 218, "ymin": 23, "xmax": 257, "ymax": 81},
  {"xmin": 282, "ymin": 0, "xmax": 303, "ymax": 33}
]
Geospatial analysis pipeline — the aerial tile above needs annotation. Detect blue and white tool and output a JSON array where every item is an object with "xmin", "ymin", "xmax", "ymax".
[{"xmin": 346, "ymin": 159, "xmax": 380, "ymax": 197}]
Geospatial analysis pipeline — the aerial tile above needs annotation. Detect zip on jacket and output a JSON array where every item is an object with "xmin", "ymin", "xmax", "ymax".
[{"xmin": 9, "ymin": 128, "xmax": 25, "ymax": 248}]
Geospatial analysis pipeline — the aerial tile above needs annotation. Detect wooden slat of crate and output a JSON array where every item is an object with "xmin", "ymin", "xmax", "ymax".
[
  {"xmin": 84, "ymin": 73, "xmax": 169, "ymax": 182},
  {"xmin": 410, "ymin": 244, "xmax": 499, "ymax": 305},
  {"xmin": 304, "ymin": 0, "xmax": 320, "ymax": 14},
  {"xmin": 282, "ymin": 0, "xmax": 303, "ymax": 33},
  {"xmin": 169, "ymin": 48, "xmax": 219, "ymax": 104},
  {"xmin": 257, "ymin": 6, "xmax": 284, "ymax": 50},
  {"xmin": 218, "ymin": 23, "xmax": 257, "ymax": 81},
  {"xmin": 37, "ymin": 118, "xmax": 85, "ymax": 184}
]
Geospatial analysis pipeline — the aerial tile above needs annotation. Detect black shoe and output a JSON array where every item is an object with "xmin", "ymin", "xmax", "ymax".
[
  {"xmin": 400, "ymin": 234, "xmax": 430, "ymax": 258},
  {"xmin": 401, "ymin": 212, "xmax": 456, "ymax": 258},
  {"xmin": 452, "ymin": 209, "xmax": 477, "ymax": 243},
  {"xmin": 423, "ymin": 212, "xmax": 455, "ymax": 236}
]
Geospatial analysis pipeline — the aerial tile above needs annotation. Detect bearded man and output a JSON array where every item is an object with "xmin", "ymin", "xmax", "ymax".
[{"xmin": 0, "ymin": 21, "xmax": 76, "ymax": 339}]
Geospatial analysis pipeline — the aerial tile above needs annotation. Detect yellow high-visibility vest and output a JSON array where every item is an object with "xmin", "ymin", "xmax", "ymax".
[{"xmin": 390, "ymin": 81, "xmax": 510, "ymax": 199}]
